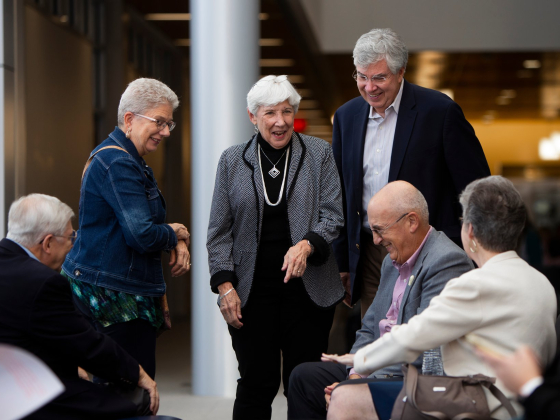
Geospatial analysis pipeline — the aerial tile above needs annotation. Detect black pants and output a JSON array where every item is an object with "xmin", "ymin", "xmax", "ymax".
[
  {"xmin": 288, "ymin": 361, "xmax": 347, "ymax": 419},
  {"xmin": 97, "ymin": 318, "xmax": 157, "ymax": 379},
  {"xmin": 23, "ymin": 378, "xmax": 146, "ymax": 420},
  {"xmin": 228, "ymin": 280, "xmax": 335, "ymax": 420},
  {"xmin": 72, "ymin": 294, "xmax": 157, "ymax": 379}
]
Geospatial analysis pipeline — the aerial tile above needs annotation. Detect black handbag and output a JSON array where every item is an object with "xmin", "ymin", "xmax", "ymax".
[{"xmin": 391, "ymin": 364, "xmax": 517, "ymax": 420}]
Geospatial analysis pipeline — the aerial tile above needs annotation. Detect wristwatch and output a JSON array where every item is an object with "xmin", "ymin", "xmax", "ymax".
[
  {"xmin": 217, "ymin": 288, "xmax": 234, "ymax": 307},
  {"xmin": 307, "ymin": 240, "xmax": 315, "ymax": 256}
]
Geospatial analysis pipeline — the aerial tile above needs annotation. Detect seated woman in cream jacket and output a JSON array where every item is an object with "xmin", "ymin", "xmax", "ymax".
[{"xmin": 322, "ymin": 176, "xmax": 557, "ymax": 420}]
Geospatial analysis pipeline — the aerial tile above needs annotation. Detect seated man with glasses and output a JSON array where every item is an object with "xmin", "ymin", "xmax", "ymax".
[
  {"xmin": 288, "ymin": 181, "xmax": 474, "ymax": 420},
  {"xmin": 0, "ymin": 194, "xmax": 159, "ymax": 419}
]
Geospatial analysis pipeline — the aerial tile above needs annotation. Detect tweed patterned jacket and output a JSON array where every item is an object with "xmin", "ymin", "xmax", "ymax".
[{"xmin": 207, "ymin": 132, "xmax": 345, "ymax": 308}]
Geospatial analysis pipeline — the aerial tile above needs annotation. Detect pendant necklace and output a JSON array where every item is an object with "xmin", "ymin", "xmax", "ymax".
[
  {"xmin": 259, "ymin": 146, "xmax": 289, "ymax": 178},
  {"xmin": 258, "ymin": 144, "xmax": 290, "ymax": 206}
]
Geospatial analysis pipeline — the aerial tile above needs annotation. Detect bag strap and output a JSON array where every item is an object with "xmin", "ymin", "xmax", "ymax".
[
  {"xmin": 82, "ymin": 146, "xmax": 129, "ymax": 180},
  {"xmin": 404, "ymin": 364, "xmax": 517, "ymax": 420}
]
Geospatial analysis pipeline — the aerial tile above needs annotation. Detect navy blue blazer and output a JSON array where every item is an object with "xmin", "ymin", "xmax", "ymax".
[{"xmin": 332, "ymin": 80, "xmax": 490, "ymax": 301}]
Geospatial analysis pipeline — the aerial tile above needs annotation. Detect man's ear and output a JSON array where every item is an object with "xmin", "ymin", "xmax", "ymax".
[
  {"xmin": 408, "ymin": 212, "xmax": 420, "ymax": 233},
  {"xmin": 41, "ymin": 234, "xmax": 54, "ymax": 253}
]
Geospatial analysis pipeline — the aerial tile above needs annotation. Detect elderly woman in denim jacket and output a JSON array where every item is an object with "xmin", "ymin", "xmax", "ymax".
[
  {"xmin": 62, "ymin": 78, "xmax": 190, "ymax": 379},
  {"xmin": 207, "ymin": 75, "xmax": 345, "ymax": 420}
]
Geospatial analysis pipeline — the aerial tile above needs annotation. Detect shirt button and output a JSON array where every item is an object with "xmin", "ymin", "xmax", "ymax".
[
  {"xmin": 357, "ymin": 211, "xmax": 360, "ymax": 216},
  {"xmin": 74, "ymin": 270, "xmax": 81, "ymax": 276},
  {"xmin": 376, "ymin": 149, "xmax": 380, "ymax": 153},
  {"xmin": 375, "ymin": 171, "xmax": 379, "ymax": 175},
  {"xmin": 356, "ymin": 244, "xmax": 360, "ymax": 250}
]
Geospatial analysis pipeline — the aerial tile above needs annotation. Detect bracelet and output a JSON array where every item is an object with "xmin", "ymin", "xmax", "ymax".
[
  {"xmin": 307, "ymin": 240, "xmax": 315, "ymax": 256},
  {"xmin": 217, "ymin": 288, "xmax": 234, "ymax": 307}
]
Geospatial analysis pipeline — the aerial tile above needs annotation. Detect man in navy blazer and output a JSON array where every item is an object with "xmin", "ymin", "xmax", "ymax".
[
  {"xmin": 0, "ymin": 194, "xmax": 158, "ymax": 419},
  {"xmin": 332, "ymin": 28, "xmax": 490, "ymax": 315}
]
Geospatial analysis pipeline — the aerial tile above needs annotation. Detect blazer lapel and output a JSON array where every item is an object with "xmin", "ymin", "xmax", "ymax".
[
  {"xmin": 242, "ymin": 136, "xmax": 265, "ymax": 227},
  {"xmin": 352, "ymin": 102, "xmax": 370, "ymax": 211},
  {"xmin": 286, "ymin": 132, "xmax": 302, "ymax": 197},
  {"xmin": 389, "ymin": 80, "xmax": 417, "ymax": 182}
]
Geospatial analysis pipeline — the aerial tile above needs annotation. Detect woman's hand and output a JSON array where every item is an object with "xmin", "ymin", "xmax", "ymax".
[
  {"xmin": 321, "ymin": 353, "xmax": 355, "ymax": 367},
  {"xmin": 282, "ymin": 240, "xmax": 313, "ymax": 283},
  {"xmin": 138, "ymin": 365, "xmax": 159, "ymax": 414},
  {"xmin": 218, "ymin": 282, "xmax": 243, "ymax": 329},
  {"xmin": 169, "ymin": 240, "xmax": 190, "ymax": 277},
  {"xmin": 168, "ymin": 223, "xmax": 190, "ymax": 244}
]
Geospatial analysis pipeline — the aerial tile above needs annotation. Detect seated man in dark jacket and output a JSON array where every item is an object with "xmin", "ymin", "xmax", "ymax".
[{"xmin": 0, "ymin": 193, "xmax": 158, "ymax": 419}]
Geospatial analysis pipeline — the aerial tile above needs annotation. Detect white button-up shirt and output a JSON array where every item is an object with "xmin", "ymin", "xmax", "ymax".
[{"xmin": 362, "ymin": 81, "xmax": 404, "ymax": 229}]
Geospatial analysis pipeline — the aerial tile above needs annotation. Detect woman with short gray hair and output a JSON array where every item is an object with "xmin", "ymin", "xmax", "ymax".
[
  {"xmin": 323, "ymin": 176, "xmax": 556, "ymax": 420},
  {"xmin": 207, "ymin": 75, "xmax": 345, "ymax": 419},
  {"xmin": 63, "ymin": 78, "xmax": 190, "ymax": 383}
]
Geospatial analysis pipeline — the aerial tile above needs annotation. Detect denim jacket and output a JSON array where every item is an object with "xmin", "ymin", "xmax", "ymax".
[{"xmin": 62, "ymin": 127, "xmax": 177, "ymax": 297}]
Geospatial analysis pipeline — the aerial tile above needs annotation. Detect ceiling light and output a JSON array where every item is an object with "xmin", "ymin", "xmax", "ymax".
[
  {"xmin": 539, "ymin": 132, "xmax": 560, "ymax": 160},
  {"xmin": 523, "ymin": 60, "xmax": 541, "ymax": 69},
  {"xmin": 496, "ymin": 97, "xmax": 511, "ymax": 106},
  {"xmin": 259, "ymin": 39, "xmax": 284, "ymax": 47},
  {"xmin": 260, "ymin": 59, "xmax": 295, "ymax": 67},
  {"xmin": 500, "ymin": 89, "xmax": 516, "ymax": 99},
  {"xmin": 145, "ymin": 13, "xmax": 190, "ymax": 21}
]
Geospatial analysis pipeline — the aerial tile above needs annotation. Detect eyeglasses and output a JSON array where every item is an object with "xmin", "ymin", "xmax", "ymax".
[
  {"xmin": 371, "ymin": 213, "xmax": 409, "ymax": 237},
  {"xmin": 133, "ymin": 113, "xmax": 176, "ymax": 132},
  {"xmin": 40, "ymin": 230, "xmax": 77, "ymax": 245},
  {"xmin": 352, "ymin": 70, "xmax": 391, "ymax": 85}
]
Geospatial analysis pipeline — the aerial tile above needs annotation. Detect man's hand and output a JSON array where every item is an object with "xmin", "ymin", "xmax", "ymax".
[
  {"xmin": 282, "ymin": 240, "xmax": 313, "ymax": 283},
  {"xmin": 324, "ymin": 381, "xmax": 339, "ymax": 411},
  {"xmin": 77, "ymin": 367, "xmax": 90, "ymax": 381},
  {"xmin": 340, "ymin": 272, "xmax": 352, "ymax": 307},
  {"xmin": 218, "ymin": 282, "xmax": 243, "ymax": 329},
  {"xmin": 321, "ymin": 353, "xmax": 355, "ymax": 367},
  {"xmin": 169, "ymin": 240, "xmax": 190, "ymax": 277},
  {"xmin": 477, "ymin": 345, "xmax": 542, "ymax": 395},
  {"xmin": 138, "ymin": 365, "xmax": 159, "ymax": 414}
]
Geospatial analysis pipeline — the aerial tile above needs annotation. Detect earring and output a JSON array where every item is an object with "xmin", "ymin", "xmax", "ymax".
[
  {"xmin": 254, "ymin": 124, "xmax": 259, "ymax": 135},
  {"xmin": 469, "ymin": 239, "xmax": 478, "ymax": 253},
  {"xmin": 126, "ymin": 128, "xmax": 131, "ymax": 139}
]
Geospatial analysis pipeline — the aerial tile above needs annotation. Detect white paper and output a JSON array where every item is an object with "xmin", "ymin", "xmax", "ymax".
[{"xmin": 0, "ymin": 344, "xmax": 64, "ymax": 420}]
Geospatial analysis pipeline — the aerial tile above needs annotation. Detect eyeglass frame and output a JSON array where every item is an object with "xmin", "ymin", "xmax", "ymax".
[
  {"xmin": 133, "ymin": 113, "xmax": 176, "ymax": 132},
  {"xmin": 39, "ymin": 230, "xmax": 77, "ymax": 245},
  {"xmin": 370, "ymin": 213, "xmax": 410, "ymax": 237},
  {"xmin": 352, "ymin": 69, "xmax": 393, "ymax": 85}
]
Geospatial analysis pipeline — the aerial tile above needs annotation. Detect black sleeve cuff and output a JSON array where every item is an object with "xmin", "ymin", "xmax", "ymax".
[
  {"xmin": 210, "ymin": 270, "xmax": 238, "ymax": 294},
  {"xmin": 303, "ymin": 231, "xmax": 330, "ymax": 266}
]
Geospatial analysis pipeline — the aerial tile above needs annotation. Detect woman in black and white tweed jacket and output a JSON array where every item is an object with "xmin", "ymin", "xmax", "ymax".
[{"xmin": 207, "ymin": 75, "xmax": 345, "ymax": 419}]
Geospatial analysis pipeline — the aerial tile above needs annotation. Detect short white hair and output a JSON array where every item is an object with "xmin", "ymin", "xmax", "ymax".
[
  {"xmin": 7, "ymin": 194, "xmax": 74, "ymax": 248},
  {"xmin": 117, "ymin": 78, "xmax": 179, "ymax": 126},
  {"xmin": 353, "ymin": 28, "xmax": 408, "ymax": 74},
  {"xmin": 247, "ymin": 75, "xmax": 302, "ymax": 115}
]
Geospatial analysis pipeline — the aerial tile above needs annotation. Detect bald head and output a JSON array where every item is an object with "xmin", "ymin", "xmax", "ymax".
[{"xmin": 367, "ymin": 181, "xmax": 430, "ymax": 263}]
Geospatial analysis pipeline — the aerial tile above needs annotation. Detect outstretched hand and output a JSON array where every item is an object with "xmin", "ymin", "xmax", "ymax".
[{"xmin": 321, "ymin": 353, "xmax": 355, "ymax": 367}]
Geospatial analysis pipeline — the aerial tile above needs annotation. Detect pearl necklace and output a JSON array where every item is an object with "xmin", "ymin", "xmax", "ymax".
[{"xmin": 258, "ymin": 144, "xmax": 290, "ymax": 206}]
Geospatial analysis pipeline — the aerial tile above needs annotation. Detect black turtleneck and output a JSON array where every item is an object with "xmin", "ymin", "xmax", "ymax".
[{"xmin": 254, "ymin": 135, "xmax": 295, "ymax": 288}]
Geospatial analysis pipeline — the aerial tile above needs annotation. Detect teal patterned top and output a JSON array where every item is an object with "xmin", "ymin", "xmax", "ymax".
[{"xmin": 62, "ymin": 271, "xmax": 163, "ymax": 329}]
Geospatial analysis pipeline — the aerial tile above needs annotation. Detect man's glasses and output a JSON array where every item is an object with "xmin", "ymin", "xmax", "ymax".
[
  {"xmin": 134, "ymin": 113, "xmax": 176, "ymax": 132},
  {"xmin": 352, "ymin": 70, "xmax": 392, "ymax": 85},
  {"xmin": 40, "ymin": 230, "xmax": 77, "ymax": 245},
  {"xmin": 371, "ymin": 213, "xmax": 409, "ymax": 237}
]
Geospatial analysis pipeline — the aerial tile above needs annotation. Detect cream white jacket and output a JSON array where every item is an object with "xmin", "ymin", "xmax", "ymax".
[{"xmin": 354, "ymin": 251, "xmax": 557, "ymax": 417}]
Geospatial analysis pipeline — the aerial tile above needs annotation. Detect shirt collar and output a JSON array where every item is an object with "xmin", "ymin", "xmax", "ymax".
[
  {"xmin": 392, "ymin": 226, "xmax": 433, "ymax": 277},
  {"xmin": 7, "ymin": 238, "xmax": 40, "ymax": 262},
  {"xmin": 369, "ymin": 79, "xmax": 405, "ymax": 119}
]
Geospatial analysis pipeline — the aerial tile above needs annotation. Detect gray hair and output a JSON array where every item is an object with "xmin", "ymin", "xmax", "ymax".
[
  {"xmin": 247, "ymin": 75, "xmax": 302, "ymax": 115},
  {"xmin": 117, "ymin": 78, "xmax": 179, "ymax": 127},
  {"xmin": 353, "ymin": 28, "xmax": 408, "ymax": 74},
  {"xmin": 6, "ymin": 194, "xmax": 75, "ymax": 248},
  {"xmin": 459, "ymin": 176, "xmax": 526, "ymax": 252}
]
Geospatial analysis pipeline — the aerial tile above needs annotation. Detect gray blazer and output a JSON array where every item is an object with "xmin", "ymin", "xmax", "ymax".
[
  {"xmin": 351, "ymin": 229, "xmax": 474, "ymax": 377},
  {"xmin": 207, "ymin": 132, "xmax": 345, "ymax": 308}
]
